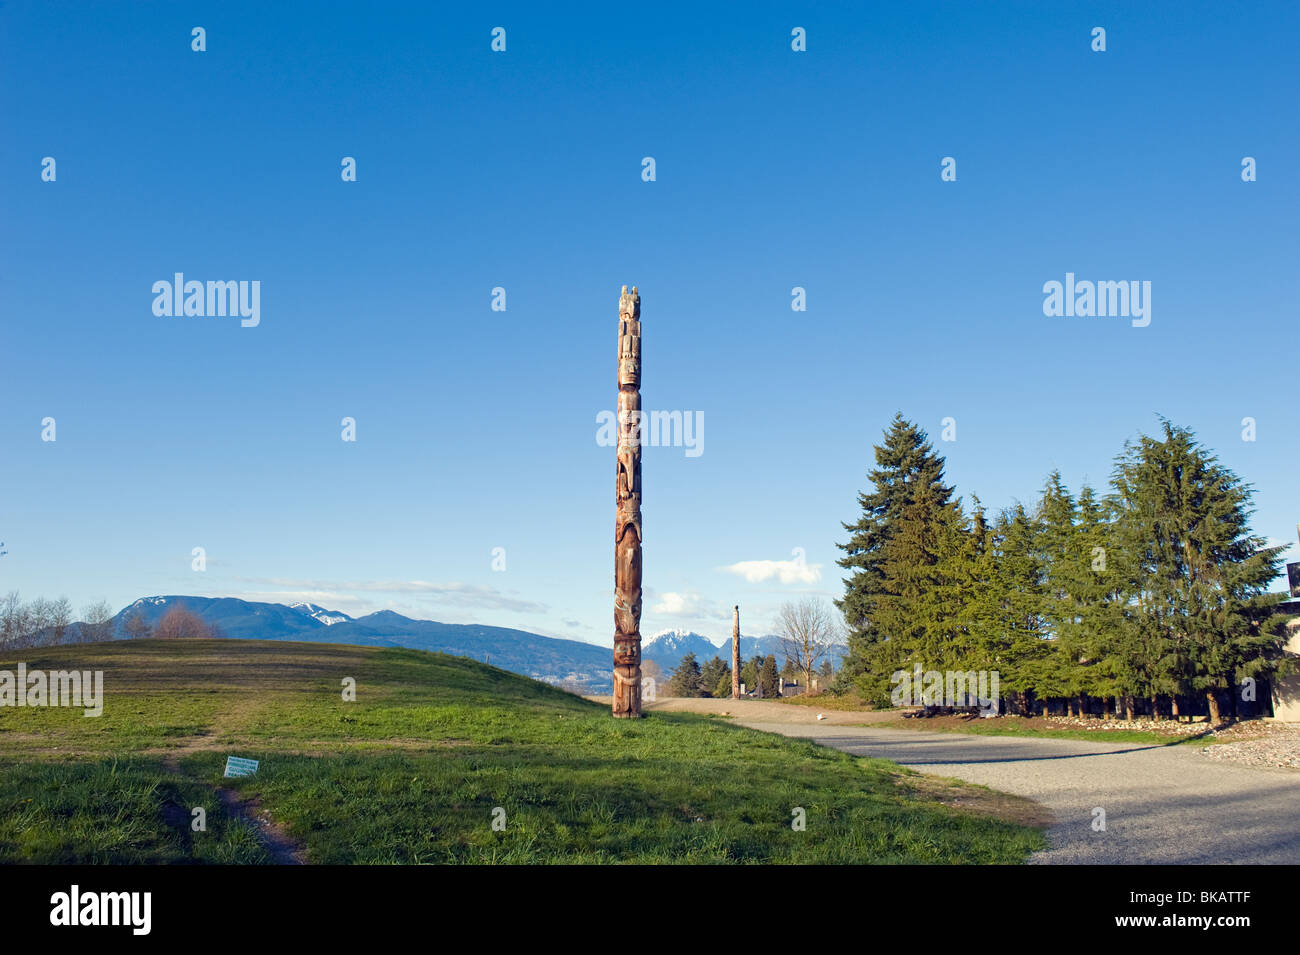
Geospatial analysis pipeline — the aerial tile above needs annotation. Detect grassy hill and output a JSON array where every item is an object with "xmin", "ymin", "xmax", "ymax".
[{"xmin": 0, "ymin": 639, "xmax": 1046, "ymax": 864}]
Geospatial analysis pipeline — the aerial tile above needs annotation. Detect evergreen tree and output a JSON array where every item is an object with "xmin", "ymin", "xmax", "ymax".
[
  {"xmin": 699, "ymin": 656, "xmax": 730, "ymax": 699},
  {"xmin": 667, "ymin": 652, "xmax": 703, "ymax": 697},
  {"xmin": 982, "ymin": 505, "xmax": 1051, "ymax": 711},
  {"xmin": 946, "ymin": 498, "xmax": 1037, "ymax": 712},
  {"xmin": 1111, "ymin": 421, "xmax": 1289, "ymax": 723},
  {"xmin": 836, "ymin": 415, "xmax": 959, "ymax": 703},
  {"xmin": 1037, "ymin": 471, "xmax": 1077, "ymax": 641},
  {"xmin": 951, "ymin": 498, "xmax": 998, "ymax": 672},
  {"xmin": 1038, "ymin": 473, "xmax": 1089, "ymax": 712},
  {"xmin": 1061, "ymin": 484, "xmax": 1131, "ymax": 714},
  {"xmin": 757, "ymin": 654, "xmax": 780, "ymax": 698}
]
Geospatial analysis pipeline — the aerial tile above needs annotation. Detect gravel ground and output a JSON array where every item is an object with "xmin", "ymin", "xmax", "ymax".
[
  {"xmin": 1199, "ymin": 723, "xmax": 1300, "ymax": 769},
  {"xmin": 623, "ymin": 698, "xmax": 1300, "ymax": 863},
  {"xmin": 736, "ymin": 718, "xmax": 1300, "ymax": 864}
]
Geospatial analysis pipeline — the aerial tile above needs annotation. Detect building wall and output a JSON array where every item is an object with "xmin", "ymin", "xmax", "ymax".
[{"xmin": 1271, "ymin": 616, "xmax": 1300, "ymax": 722}]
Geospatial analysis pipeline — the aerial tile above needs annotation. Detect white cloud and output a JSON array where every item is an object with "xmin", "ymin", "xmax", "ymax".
[
  {"xmin": 650, "ymin": 591, "xmax": 728, "ymax": 620},
  {"xmin": 721, "ymin": 549, "xmax": 822, "ymax": 585}
]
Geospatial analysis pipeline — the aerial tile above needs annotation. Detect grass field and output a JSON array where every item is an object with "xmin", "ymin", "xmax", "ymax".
[{"xmin": 0, "ymin": 639, "xmax": 1047, "ymax": 864}]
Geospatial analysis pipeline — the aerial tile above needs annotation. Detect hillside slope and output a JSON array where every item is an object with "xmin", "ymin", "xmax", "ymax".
[
  {"xmin": 113, "ymin": 596, "xmax": 612, "ymax": 692},
  {"xmin": 0, "ymin": 639, "xmax": 1045, "ymax": 864}
]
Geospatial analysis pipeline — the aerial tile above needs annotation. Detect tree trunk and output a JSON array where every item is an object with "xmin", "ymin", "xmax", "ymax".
[
  {"xmin": 1124, "ymin": 696, "xmax": 1134, "ymax": 721},
  {"xmin": 1171, "ymin": 697, "xmax": 1180, "ymax": 721},
  {"xmin": 612, "ymin": 286, "xmax": 643, "ymax": 718},
  {"xmin": 1207, "ymin": 690, "xmax": 1221, "ymax": 726},
  {"xmin": 1150, "ymin": 695, "xmax": 1161, "ymax": 721}
]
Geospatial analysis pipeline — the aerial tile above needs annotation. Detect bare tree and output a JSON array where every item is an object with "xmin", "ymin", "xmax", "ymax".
[
  {"xmin": 50, "ymin": 597, "xmax": 72, "ymax": 644},
  {"xmin": 155, "ymin": 605, "xmax": 213, "ymax": 639},
  {"xmin": 776, "ymin": 598, "xmax": 839, "ymax": 693},
  {"xmin": 2, "ymin": 591, "xmax": 31, "ymax": 648},
  {"xmin": 28, "ymin": 597, "xmax": 55, "ymax": 646},
  {"xmin": 123, "ymin": 611, "xmax": 153, "ymax": 641},
  {"xmin": 80, "ymin": 601, "xmax": 115, "ymax": 644},
  {"xmin": 0, "ymin": 593, "xmax": 81, "ymax": 648}
]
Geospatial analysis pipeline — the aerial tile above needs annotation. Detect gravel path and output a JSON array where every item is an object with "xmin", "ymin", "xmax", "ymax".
[{"xmin": 737, "ymin": 719, "xmax": 1300, "ymax": 864}]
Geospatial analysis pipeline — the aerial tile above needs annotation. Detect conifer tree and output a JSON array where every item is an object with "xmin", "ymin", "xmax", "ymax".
[
  {"xmin": 836, "ymin": 415, "xmax": 958, "ymax": 703},
  {"xmin": 1065, "ymin": 485, "xmax": 1128, "ymax": 715},
  {"xmin": 699, "ymin": 656, "xmax": 730, "ymax": 698},
  {"xmin": 668, "ymin": 652, "xmax": 703, "ymax": 698},
  {"xmin": 990, "ymin": 504, "xmax": 1053, "ymax": 711},
  {"xmin": 1038, "ymin": 473, "xmax": 1089, "ymax": 713},
  {"xmin": 1111, "ymin": 421, "xmax": 1289, "ymax": 723},
  {"xmin": 758, "ymin": 654, "xmax": 780, "ymax": 698}
]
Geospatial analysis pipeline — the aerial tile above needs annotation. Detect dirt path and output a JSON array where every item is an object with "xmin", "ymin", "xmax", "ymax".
[
  {"xmin": 160, "ymin": 741, "xmax": 306, "ymax": 865},
  {"xmin": 211, "ymin": 787, "xmax": 306, "ymax": 865},
  {"xmin": 644, "ymin": 698, "xmax": 1300, "ymax": 864}
]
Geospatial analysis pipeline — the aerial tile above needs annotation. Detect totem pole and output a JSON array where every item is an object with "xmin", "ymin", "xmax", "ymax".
[
  {"xmin": 731, "ymin": 605, "xmax": 741, "ymax": 699},
  {"xmin": 613, "ymin": 285, "xmax": 643, "ymax": 718}
]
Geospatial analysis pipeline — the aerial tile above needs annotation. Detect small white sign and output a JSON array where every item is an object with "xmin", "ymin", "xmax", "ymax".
[{"xmin": 224, "ymin": 756, "xmax": 259, "ymax": 778}]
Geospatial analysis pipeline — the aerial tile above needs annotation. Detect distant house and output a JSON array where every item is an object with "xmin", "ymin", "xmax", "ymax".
[{"xmin": 1269, "ymin": 568, "xmax": 1300, "ymax": 722}]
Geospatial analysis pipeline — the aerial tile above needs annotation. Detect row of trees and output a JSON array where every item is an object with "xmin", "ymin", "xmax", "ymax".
[
  {"xmin": 835, "ymin": 416, "xmax": 1291, "ymax": 721},
  {"xmin": 0, "ymin": 593, "xmax": 220, "ymax": 648},
  {"xmin": 665, "ymin": 652, "xmax": 783, "ymax": 698},
  {"xmin": 657, "ymin": 597, "xmax": 843, "ymax": 699},
  {"xmin": 665, "ymin": 650, "xmax": 838, "ymax": 698},
  {"xmin": 1, "ymin": 592, "xmax": 117, "ymax": 648}
]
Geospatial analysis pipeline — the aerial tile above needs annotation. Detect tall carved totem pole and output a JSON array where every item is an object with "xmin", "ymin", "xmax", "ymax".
[{"xmin": 613, "ymin": 285, "xmax": 643, "ymax": 718}]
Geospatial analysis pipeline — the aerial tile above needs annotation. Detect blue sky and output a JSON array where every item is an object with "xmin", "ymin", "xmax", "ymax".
[{"xmin": 2, "ymin": 1, "xmax": 1297, "ymax": 649}]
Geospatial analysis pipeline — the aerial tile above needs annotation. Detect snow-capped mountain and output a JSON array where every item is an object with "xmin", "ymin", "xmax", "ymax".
[
  {"xmin": 642, "ymin": 627, "xmax": 851, "ymax": 672},
  {"xmin": 106, "ymin": 595, "xmax": 613, "ymax": 693},
  {"xmin": 641, "ymin": 629, "xmax": 725, "ymax": 669},
  {"xmin": 290, "ymin": 602, "xmax": 352, "ymax": 626}
]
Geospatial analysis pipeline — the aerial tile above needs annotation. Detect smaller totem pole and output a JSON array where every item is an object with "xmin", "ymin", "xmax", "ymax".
[{"xmin": 731, "ymin": 605, "xmax": 741, "ymax": 699}]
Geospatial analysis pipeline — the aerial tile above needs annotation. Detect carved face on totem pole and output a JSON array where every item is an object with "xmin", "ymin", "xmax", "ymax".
[
  {"xmin": 619, "ymin": 333, "xmax": 640, "ymax": 388},
  {"xmin": 613, "ymin": 634, "xmax": 641, "ymax": 667}
]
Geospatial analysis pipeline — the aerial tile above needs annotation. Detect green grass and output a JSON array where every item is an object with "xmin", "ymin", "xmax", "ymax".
[
  {"xmin": 0, "ymin": 759, "xmax": 268, "ymax": 863},
  {"xmin": 0, "ymin": 639, "xmax": 1046, "ymax": 864}
]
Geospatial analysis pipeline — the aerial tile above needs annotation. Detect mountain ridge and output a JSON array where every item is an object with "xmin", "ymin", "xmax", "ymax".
[{"xmin": 113, "ymin": 595, "xmax": 612, "ymax": 692}]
